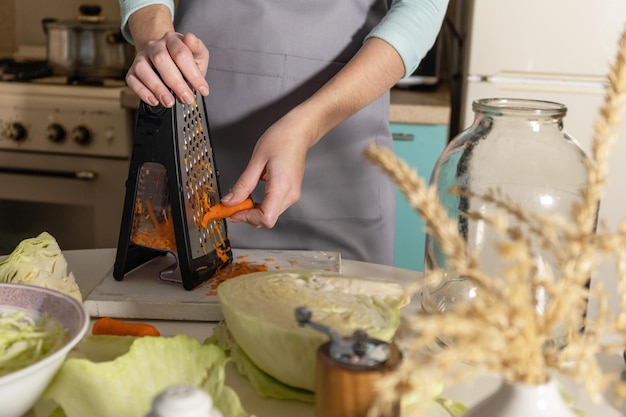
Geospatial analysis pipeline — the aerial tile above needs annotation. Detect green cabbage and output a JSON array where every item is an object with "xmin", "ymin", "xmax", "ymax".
[
  {"xmin": 0, "ymin": 232, "xmax": 81, "ymax": 302},
  {"xmin": 42, "ymin": 335, "xmax": 249, "ymax": 417},
  {"xmin": 217, "ymin": 269, "xmax": 409, "ymax": 392}
]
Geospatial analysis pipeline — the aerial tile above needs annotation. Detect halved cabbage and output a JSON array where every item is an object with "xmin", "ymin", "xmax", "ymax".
[
  {"xmin": 217, "ymin": 270, "xmax": 409, "ymax": 392},
  {"xmin": 0, "ymin": 232, "xmax": 81, "ymax": 302}
]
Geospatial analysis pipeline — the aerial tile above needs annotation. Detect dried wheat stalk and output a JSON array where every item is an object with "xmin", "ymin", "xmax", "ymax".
[{"xmin": 364, "ymin": 25, "xmax": 626, "ymax": 416}]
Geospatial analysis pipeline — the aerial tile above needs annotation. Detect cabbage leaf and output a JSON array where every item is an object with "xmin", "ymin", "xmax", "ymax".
[
  {"xmin": 42, "ymin": 335, "xmax": 249, "ymax": 417},
  {"xmin": 207, "ymin": 321, "xmax": 315, "ymax": 403},
  {"xmin": 74, "ymin": 334, "xmax": 139, "ymax": 362},
  {"xmin": 0, "ymin": 232, "xmax": 81, "ymax": 302}
]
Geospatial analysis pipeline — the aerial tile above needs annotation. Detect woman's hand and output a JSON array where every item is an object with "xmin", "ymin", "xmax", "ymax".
[
  {"xmin": 126, "ymin": 31, "xmax": 209, "ymax": 107},
  {"xmin": 222, "ymin": 38, "xmax": 405, "ymax": 228},
  {"xmin": 224, "ymin": 109, "xmax": 317, "ymax": 228}
]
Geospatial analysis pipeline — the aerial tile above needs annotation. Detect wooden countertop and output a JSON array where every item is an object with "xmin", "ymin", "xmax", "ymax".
[
  {"xmin": 121, "ymin": 83, "xmax": 451, "ymax": 126},
  {"xmin": 389, "ymin": 84, "xmax": 451, "ymax": 125}
]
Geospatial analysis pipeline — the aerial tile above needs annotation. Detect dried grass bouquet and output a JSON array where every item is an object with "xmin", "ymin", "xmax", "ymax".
[{"xmin": 363, "ymin": 25, "xmax": 626, "ymax": 415}]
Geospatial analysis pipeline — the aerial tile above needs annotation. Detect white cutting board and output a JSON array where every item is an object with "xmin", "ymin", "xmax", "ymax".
[{"xmin": 84, "ymin": 249, "xmax": 341, "ymax": 321}]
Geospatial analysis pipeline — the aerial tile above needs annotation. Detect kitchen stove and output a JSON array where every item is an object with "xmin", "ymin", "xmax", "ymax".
[
  {"xmin": 0, "ymin": 78, "xmax": 132, "ymax": 158},
  {"xmin": 0, "ymin": 57, "xmax": 135, "ymax": 253}
]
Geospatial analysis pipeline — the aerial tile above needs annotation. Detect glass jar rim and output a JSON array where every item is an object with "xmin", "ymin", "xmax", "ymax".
[{"xmin": 473, "ymin": 98, "xmax": 567, "ymax": 117}]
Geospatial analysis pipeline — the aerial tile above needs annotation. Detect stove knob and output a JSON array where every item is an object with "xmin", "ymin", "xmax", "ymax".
[
  {"xmin": 4, "ymin": 122, "xmax": 27, "ymax": 142},
  {"xmin": 71, "ymin": 125, "xmax": 92, "ymax": 145},
  {"xmin": 46, "ymin": 123, "xmax": 67, "ymax": 143}
]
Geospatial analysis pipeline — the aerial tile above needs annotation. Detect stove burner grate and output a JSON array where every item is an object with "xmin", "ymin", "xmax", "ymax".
[
  {"xmin": 0, "ymin": 58, "xmax": 127, "ymax": 86},
  {"xmin": 0, "ymin": 59, "xmax": 52, "ymax": 81}
]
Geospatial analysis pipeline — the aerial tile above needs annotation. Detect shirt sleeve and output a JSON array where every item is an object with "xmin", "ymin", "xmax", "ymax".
[
  {"xmin": 366, "ymin": 0, "xmax": 449, "ymax": 78},
  {"xmin": 119, "ymin": 0, "xmax": 175, "ymax": 44}
]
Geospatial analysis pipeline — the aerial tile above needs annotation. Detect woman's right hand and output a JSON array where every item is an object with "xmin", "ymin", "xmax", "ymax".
[{"xmin": 125, "ymin": 31, "xmax": 210, "ymax": 107}]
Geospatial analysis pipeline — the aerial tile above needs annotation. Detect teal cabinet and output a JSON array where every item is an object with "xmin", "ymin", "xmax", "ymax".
[{"xmin": 391, "ymin": 123, "xmax": 447, "ymax": 272}]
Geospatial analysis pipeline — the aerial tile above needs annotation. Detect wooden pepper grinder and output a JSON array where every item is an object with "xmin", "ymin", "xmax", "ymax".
[{"xmin": 295, "ymin": 306, "xmax": 402, "ymax": 417}]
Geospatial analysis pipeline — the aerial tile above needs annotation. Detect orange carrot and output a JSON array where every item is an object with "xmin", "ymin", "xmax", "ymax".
[
  {"xmin": 201, "ymin": 197, "xmax": 254, "ymax": 227},
  {"xmin": 92, "ymin": 317, "xmax": 161, "ymax": 337}
]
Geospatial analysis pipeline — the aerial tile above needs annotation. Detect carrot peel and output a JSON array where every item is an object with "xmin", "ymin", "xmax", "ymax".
[
  {"xmin": 201, "ymin": 197, "xmax": 254, "ymax": 227},
  {"xmin": 92, "ymin": 317, "xmax": 161, "ymax": 337}
]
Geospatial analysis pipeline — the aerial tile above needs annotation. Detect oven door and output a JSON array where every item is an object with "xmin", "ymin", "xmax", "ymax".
[{"xmin": 0, "ymin": 151, "xmax": 129, "ymax": 254}]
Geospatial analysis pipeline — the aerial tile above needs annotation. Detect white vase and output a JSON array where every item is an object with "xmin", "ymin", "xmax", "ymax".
[{"xmin": 464, "ymin": 378, "xmax": 577, "ymax": 417}]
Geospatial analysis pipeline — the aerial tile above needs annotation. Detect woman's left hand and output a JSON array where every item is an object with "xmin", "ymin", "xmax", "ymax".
[{"xmin": 221, "ymin": 109, "xmax": 317, "ymax": 228}]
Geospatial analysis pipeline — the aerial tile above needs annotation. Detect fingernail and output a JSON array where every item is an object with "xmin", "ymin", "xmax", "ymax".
[
  {"xmin": 182, "ymin": 91, "xmax": 194, "ymax": 103},
  {"xmin": 199, "ymin": 85, "xmax": 209, "ymax": 96},
  {"xmin": 221, "ymin": 193, "xmax": 233, "ymax": 203},
  {"xmin": 161, "ymin": 94, "xmax": 175, "ymax": 107},
  {"xmin": 147, "ymin": 95, "xmax": 159, "ymax": 106}
]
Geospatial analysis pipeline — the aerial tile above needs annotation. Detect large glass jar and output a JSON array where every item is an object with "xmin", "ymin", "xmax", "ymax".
[{"xmin": 421, "ymin": 98, "xmax": 596, "ymax": 347}]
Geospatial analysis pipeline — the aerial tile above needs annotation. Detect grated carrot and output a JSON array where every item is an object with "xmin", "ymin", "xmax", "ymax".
[
  {"xmin": 131, "ymin": 202, "xmax": 176, "ymax": 251},
  {"xmin": 204, "ymin": 260, "xmax": 269, "ymax": 296}
]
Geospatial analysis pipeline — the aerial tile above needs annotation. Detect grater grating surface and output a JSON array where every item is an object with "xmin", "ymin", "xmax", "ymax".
[
  {"xmin": 113, "ymin": 91, "xmax": 233, "ymax": 290},
  {"xmin": 177, "ymin": 99, "xmax": 226, "ymax": 258}
]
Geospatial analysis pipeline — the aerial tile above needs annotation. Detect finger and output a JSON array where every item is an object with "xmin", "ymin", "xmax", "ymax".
[
  {"xmin": 126, "ymin": 56, "xmax": 173, "ymax": 106},
  {"xmin": 125, "ymin": 71, "xmax": 159, "ymax": 107},
  {"xmin": 241, "ymin": 206, "xmax": 280, "ymax": 228},
  {"xmin": 157, "ymin": 32, "xmax": 208, "ymax": 103},
  {"xmin": 222, "ymin": 165, "xmax": 264, "ymax": 205},
  {"xmin": 232, "ymin": 177, "xmax": 299, "ymax": 229},
  {"xmin": 230, "ymin": 207, "xmax": 266, "ymax": 228},
  {"xmin": 136, "ymin": 57, "xmax": 182, "ymax": 107},
  {"xmin": 180, "ymin": 33, "xmax": 210, "ymax": 95},
  {"xmin": 231, "ymin": 194, "xmax": 284, "ymax": 229},
  {"xmin": 149, "ymin": 37, "xmax": 195, "ymax": 105},
  {"xmin": 224, "ymin": 165, "xmax": 280, "ymax": 228},
  {"xmin": 253, "ymin": 188, "xmax": 292, "ymax": 228}
]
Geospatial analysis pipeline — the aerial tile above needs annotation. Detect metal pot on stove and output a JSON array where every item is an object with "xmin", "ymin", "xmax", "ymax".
[{"xmin": 42, "ymin": 4, "xmax": 134, "ymax": 80}]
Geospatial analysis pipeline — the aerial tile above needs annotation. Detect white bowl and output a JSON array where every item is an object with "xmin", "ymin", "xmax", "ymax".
[{"xmin": 0, "ymin": 283, "xmax": 89, "ymax": 417}]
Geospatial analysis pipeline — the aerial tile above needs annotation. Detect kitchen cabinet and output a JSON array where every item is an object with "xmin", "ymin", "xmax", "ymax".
[
  {"xmin": 389, "ymin": 86, "xmax": 450, "ymax": 272},
  {"xmin": 391, "ymin": 122, "xmax": 447, "ymax": 272}
]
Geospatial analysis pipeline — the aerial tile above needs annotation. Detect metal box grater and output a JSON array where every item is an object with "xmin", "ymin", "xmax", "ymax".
[{"xmin": 113, "ymin": 92, "xmax": 233, "ymax": 290}]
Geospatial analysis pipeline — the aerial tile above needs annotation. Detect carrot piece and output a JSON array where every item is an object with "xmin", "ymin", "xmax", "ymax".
[
  {"xmin": 92, "ymin": 317, "xmax": 161, "ymax": 337},
  {"xmin": 201, "ymin": 197, "xmax": 254, "ymax": 227}
]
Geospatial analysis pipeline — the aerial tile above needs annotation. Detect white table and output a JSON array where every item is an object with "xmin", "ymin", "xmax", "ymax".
[
  {"xmin": 66, "ymin": 249, "xmax": 420, "ymax": 341},
  {"xmin": 62, "ymin": 249, "xmax": 624, "ymax": 417}
]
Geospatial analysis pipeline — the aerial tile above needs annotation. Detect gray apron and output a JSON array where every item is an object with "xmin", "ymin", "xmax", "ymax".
[{"xmin": 176, "ymin": 0, "xmax": 396, "ymax": 265}]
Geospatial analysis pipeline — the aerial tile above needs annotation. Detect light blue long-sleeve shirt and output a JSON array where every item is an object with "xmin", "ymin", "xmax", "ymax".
[{"xmin": 118, "ymin": 0, "xmax": 448, "ymax": 77}]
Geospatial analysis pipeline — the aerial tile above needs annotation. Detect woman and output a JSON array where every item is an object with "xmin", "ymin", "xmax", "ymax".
[{"xmin": 119, "ymin": 0, "xmax": 448, "ymax": 265}]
